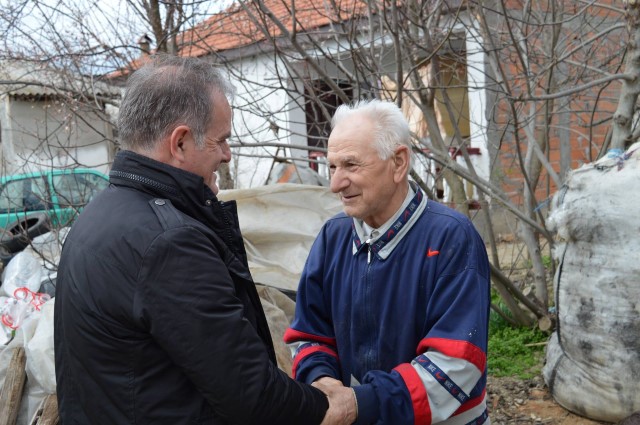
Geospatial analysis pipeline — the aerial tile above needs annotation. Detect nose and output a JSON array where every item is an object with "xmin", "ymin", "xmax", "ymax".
[
  {"xmin": 329, "ymin": 167, "xmax": 348, "ymax": 194},
  {"xmin": 220, "ymin": 141, "xmax": 232, "ymax": 163}
]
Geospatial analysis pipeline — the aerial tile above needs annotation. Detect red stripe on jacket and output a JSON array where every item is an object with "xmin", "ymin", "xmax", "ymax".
[
  {"xmin": 291, "ymin": 345, "xmax": 339, "ymax": 379},
  {"xmin": 394, "ymin": 364, "xmax": 432, "ymax": 425},
  {"xmin": 284, "ymin": 327, "xmax": 337, "ymax": 346},
  {"xmin": 417, "ymin": 337, "xmax": 486, "ymax": 373}
]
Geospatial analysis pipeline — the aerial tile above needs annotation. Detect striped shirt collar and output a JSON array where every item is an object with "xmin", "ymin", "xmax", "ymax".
[{"xmin": 352, "ymin": 181, "xmax": 427, "ymax": 260}]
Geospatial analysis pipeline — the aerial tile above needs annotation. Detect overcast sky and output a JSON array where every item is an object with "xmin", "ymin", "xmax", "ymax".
[{"xmin": 1, "ymin": 0, "xmax": 234, "ymax": 74}]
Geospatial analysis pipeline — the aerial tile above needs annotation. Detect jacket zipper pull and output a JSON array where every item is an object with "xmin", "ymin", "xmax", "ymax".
[{"xmin": 365, "ymin": 239, "xmax": 372, "ymax": 264}]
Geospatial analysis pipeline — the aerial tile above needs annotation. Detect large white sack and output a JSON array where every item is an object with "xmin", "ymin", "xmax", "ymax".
[
  {"xmin": 24, "ymin": 298, "xmax": 56, "ymax": 394},
  {"xmin": 24, "ymin": 227, "xmax": 70, "ymax": 271},
  {"xmin": 544, "ymin": 143, "xmax": 640, "ymax": 422},
  {"xmin": 1, "ymin": 251, "xmax": 43, "ymax": 297},
  {"xmin": 218, "ymin": 184, "xmax": 342, "ymax": 293}
]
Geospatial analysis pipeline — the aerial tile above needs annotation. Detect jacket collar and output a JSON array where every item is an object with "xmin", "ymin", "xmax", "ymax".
[
  {"xmin": 352, "ymin": 181, "xmax": 427, "ymax": 260},
  {"xmin": 109, "ymin": 150, "xmax": 217, "ymax": 206},
  {"xmin": 109, "ymin": 151, "xmax": 240, "ymax": 246}
]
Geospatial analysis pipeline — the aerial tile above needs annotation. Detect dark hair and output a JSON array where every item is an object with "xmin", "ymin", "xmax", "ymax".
[{"xmin": 117, "ymin": 54, "xmax": 235, "ymax": 151}]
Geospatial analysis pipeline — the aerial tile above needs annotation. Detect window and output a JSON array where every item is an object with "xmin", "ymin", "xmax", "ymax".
[
  {"xmin": 0, "ymin": 177, "xmax": 49, "ymax": 214},
  {"xmin": 305, "ymin": 80, "xmax": 354, "ymax": 171},
  {"xmin": 52, "ymin": 173, "xmax": 109, "ymax": 208}
]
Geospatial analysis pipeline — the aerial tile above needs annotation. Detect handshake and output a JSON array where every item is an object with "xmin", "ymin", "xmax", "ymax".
[{"xmin": 313, "ymin": 377, "xmax": 359, "ymax": 425}]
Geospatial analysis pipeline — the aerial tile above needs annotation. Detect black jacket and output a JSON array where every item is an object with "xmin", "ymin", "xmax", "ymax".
[{"xmin": 54, "ymin": 150, "xmax": 328, "ymax": 424}]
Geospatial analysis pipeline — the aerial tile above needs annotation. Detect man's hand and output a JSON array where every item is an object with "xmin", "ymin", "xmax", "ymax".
[
  {"xmin": 313, "ymin": 379, "xmax": 357, "ymax": 425},
  {"xmin": 314, "ymin": 376, "xmax": 343, "ymax": 388}
]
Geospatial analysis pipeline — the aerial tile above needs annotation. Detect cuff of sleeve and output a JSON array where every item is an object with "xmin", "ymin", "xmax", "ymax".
[
  {"xmin": 353, "ymin": 384, "xmax": 379, "ymax": 425},
  {"xmin": 307, "ymin": 367, "xmax": 339, "ymax": 385},
  {"xmin": 308, "ymin": 384, "xmax": 330, "ymax": 425}
]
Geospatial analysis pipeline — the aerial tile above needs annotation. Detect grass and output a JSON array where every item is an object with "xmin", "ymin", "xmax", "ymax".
[
  {"xmin": 487, "ymin": 243, "xmax": 554, "ymax": 380},
  {"xmin": 488, "ymin": 303, "xmax": 548, "ymax": 379}
]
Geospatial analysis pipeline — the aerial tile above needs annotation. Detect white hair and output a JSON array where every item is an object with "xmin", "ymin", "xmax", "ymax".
[{"xmin": 331, "ymin": 99, "xmax": 413, "ymax": 166}]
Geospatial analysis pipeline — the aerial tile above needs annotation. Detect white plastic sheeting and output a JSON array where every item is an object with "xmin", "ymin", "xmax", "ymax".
[
  {"xmin": 544, "ymin": 143, "xmax": 640, "ymax": 422},
  {"xmin": 257, "ymin": 285, "xmax": 297, "ymax": 376},
  {"xmin": 1, "ymin": 252, "xmax": 43, "ymax": 298},
  {"xmin": 0, "ymin": 299, "xmax": 52, "ymax": 424},
  {"xmin": 218, "ymin": 183, "xmax": 342, "ymax": 293}
]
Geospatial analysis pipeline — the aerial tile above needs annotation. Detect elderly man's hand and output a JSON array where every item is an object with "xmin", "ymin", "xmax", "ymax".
[
  {"xmin": 313, "ymin": 376, "xmax": 343, "ymax": 388},
  {"xmin": 314, "ymin": 379, "xmax": 357, "ymax": 425}
]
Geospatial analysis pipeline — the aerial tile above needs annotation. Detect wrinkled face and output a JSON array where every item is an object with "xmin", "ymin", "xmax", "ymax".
[
  {"xmin": 327, "ymin": 114, "xmax": 403, "ymax": 228},
  {"xmin": 182, "ymin": 91, "xmax": 232, "ymax": 195}
]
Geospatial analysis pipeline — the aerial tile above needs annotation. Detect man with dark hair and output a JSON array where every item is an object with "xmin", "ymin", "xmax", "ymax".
[{"xmin": 54, "ymin": 54, "xmax": 355, "ymax": 425}]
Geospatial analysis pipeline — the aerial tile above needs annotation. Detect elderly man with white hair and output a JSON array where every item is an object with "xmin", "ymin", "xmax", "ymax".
[{"xmin": 286, "ymin": 99, "xmax": 491, "ymax": 425}]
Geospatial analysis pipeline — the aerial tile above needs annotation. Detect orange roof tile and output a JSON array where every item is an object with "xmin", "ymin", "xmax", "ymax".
[
  {"xmin": 108, "ymin": 55, "xmax": 152, "ymax": 80},
  {"xmin": 179, "ymin": 0, "xmax": 368, "ymax": 57},
  {"xmin": 111, "ymin": 0, "xmax": 463, "ymax": 77}
]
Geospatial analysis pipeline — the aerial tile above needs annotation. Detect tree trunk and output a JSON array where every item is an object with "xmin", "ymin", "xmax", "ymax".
[
  {"xmin": 611, "ymin": 1, "xmax": 640, "ymax": 150},
  {"xmin": 217, "ymin": 163, "xmax": 235, "ymax": 190}
]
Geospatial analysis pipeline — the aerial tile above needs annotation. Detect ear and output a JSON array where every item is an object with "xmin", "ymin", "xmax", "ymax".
[
  {"xmin": 392, "ymin": 145, "xmax": 410, "ymax": 183},
  {"xmin": 168, "ymin": 125, "xmax": 192, "ymax": 164}
]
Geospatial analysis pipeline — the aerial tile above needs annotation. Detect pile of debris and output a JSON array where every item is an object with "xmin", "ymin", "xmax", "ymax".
[{"xmin": 0, "ymin": 229, "xmax": 63, "ymax": 424}]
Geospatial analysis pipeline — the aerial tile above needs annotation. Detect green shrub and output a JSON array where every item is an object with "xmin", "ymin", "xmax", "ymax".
[{"xmin": 488, "ymin": 312, "xmax": 548, "ymax": 379}]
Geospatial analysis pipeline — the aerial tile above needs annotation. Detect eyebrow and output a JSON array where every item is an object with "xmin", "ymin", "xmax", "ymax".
[
  {"xmin": 331, "ymin": 154, "xmax": 358, "ymax": 164},
  {"xmin": 212, "ymin": 132, "xmax": 231, "ymax": 142}
]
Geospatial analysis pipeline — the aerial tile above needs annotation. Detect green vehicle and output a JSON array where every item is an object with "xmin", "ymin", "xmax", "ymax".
[{"xmin": 0, "ymin": 168, "xmax": 109, "ymax": 252}]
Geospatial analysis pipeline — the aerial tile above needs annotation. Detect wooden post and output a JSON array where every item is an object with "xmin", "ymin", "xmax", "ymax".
[
  {"xmin": 29, "ymin": 394, "xmax": 58, "ymax": 425},
  {"xmin": 0, "ymin": 347, "xmax": 27, "ymax": 425}
]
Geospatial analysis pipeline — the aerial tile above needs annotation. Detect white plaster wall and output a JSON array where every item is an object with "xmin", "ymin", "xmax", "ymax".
[
  {"xmin": 226, "ymin": 55, "xmax": 292, "ymax": 188},
  {"xmin": 226, "ymin": 36, "xmax": 375, "ymax": 189},
  {"xmin": 0, "ymin": 96, "xmax": 15, "ymax": 171},
  {"xmin": 226, "ymin": 18, "xmax": 491, "ymax": 193},
  {"xmin": 0, "ymin": 98, "xmax": 112, "ymax": 175},
  {"xmin": 462, "ymin": 18, "xmax": 490, "ymax": 197}
]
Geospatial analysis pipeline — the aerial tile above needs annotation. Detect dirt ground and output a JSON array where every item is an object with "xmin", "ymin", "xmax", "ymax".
[{"xmin": 487, "ymin": 374, "xmax": 609, "ymax": 425}]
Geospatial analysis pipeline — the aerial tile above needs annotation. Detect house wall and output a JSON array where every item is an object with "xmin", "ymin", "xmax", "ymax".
[
  {"xmin": 464, "ymin": 20, "xmax": 491, "ymax": 196},
  {"xmin": 226, "ymin": 54, "xmax": 294, "ymax": 188},
  {"xmin": 489, "ymin": 2, "xmax": 622, "ymax": 212},
  {"xmin": 226, "ymin": 23, "xmax": 494, "ymax": 201},
  {"xmin": 226, "ymin": 37, "xmax": 379, "ymax": 188},
  {"xmin": 0, "ymin": 96, "xmax": 113, "ymax": 176},
  {"xmin": 223, "ymin": 1, "xmax": 622, "ymax": 237},
  {"xmin": 167, "ymin": 0, "xmax": 628, "ymax": 248},
  {"xmin": 465, "ymin": 2, "xmax": 624, "ymax": 237}
]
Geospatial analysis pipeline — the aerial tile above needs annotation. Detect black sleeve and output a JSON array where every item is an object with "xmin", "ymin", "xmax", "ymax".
[{"xmin": 136, "ymin": 226, "xmax": 328, "ymax": 424}]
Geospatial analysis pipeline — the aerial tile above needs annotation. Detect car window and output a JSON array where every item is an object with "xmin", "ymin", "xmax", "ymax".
[
  {"xmin": 0, "ymin": 177, "xmax": 49, "ymax": 214},
  {"xmin": 52, "ymin": 173, "xmax": 109, "ymax": 208}
]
